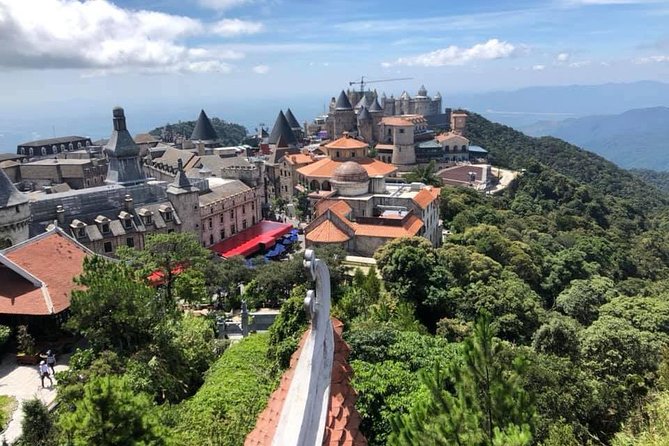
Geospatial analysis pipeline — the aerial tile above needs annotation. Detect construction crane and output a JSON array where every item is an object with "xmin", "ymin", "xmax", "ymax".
[{"xmin": 348, "ymin": 76, "xmax": 413, "ymax": 94}]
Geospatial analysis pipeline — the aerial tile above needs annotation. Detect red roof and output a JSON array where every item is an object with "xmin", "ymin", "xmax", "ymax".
[
  {"xmin": 245, "ymin": 318, "xmax": 367, "ymax": 446},
  {"xmin": 210, "ymin": 220, "xmax": 293, "ymax": 258},
  {"xmin": 0, "ymin": 229, "xmax": 91, "ymax": 315}
]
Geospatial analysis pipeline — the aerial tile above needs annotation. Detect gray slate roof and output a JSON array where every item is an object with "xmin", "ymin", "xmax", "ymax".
[
  {"xmin": 0, "ymin": 168, "xmax": 28, "ymax": 208},
  {"xmin": 369, "ymin": 97, "xmax": 383, "ymax": 112},
  {"xmin": 284, "ymin": 108, "xmax": 301, "ymax": 130},
  {"xmin": 190, "ymin": 109, "xmax": 219, "ymax": 141},
  {"xmin": 357, "ymin": 106, "xmax": 371, "ymax": 121},
  {"xmin": 18, "ymin": 136, "xmax": 90, "ymax": 148},
  {"xmin": 335, "ymin": 90, "xmax": 353, "ymax": 111},
  {"xmin": 268, "ymin": 111, "xmax": 298, "ymax": 147}
]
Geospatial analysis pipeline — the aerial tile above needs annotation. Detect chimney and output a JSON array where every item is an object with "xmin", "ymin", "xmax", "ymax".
[
  {"xmin": 196, "ymin": 141, "xmax": 205, "ymax": 156},
  {"xmin": 56, "ymin": 205, "xmax": 65, "ymax": 225},
  {"xmin": 124, "ymin": 194, "xmax": 134, "ymax": 212}
]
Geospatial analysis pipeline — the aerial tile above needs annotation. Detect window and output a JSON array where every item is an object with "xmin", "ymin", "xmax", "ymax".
[
  {"xmin": 462, "ymin": 145, "xmax": 466, "ymax": 151},
  {"xmin": 208, "ymin": 218, "xmax": 212, "ymax": 229},
  {"xmin": 242, "ymin": 205, "xmax": 246, "ymax": 215},
  {"xmin": 168, "ymin": 229, "xmax": 174, "ymax": 234},
  {"xmin": 220, "ymin": 215, "xmax": 224, "ymax": 223},
  {"xmin": 101, "ymin": 223, "xmax": 110, "ymax": 234},
  {"xmin": 350, "ymin": 152, "xmax": 354, "ymax": 157},
  {"xmin": 230, "ymin": 210, "xmax": 234, "ymax": 219},
  {"xmin": 231, "ymin": 225, "xmax": 236, "ymax": 235},
  {"xmin": 123, "ymin": 219, "xmax": 132, "ymax": 230},
  {"xmin": 143, "ymin": 215, "xmax": 152, "ymax": 225},
  {"xmin": 220, "ymin": 229, "xmax": 225, "ymax": 239},
  {"xmin": 445, "ymin": 145, "xmax": 449, "ymax": 151},
  {"xmin": 126, "ymin": 237, "xmax": 134, "ymax": 248},
  {"xmin": 399, "ymin": 129, "xmax": 405, "ymax": 134},
  {"xmin": 15, "ymin": 205, "xmax": 20, "ymax": 213},
  {"xmin": 77, "ymin": 228, "xmax": 86, "ymax": 238},
  {"xmin": 336, "ymin": 151, "xmax": 340, "ymax": 158},
  {"xmin": 41, "ymin": 147, "xmax": 47, "ymax": 156},
  {"xmin": 29, "ymin": 148, "xmax": 33, "ymax": 157},
  {"xmin": 77, "ymin": 142, "xmax": 82, "ymax": 149},
  {"xmin": 242, "ymin": 220, "xmax": 247, "ymax": 230},
  {"xmin": 103, "ymin": 241, "xmax": 113, "ymax": 253},
  {"xmin": 252, "ymin": 216, "xmax": 256, "ymax": 225},
  {"xmin": 164, "ymin": 211, "xmax": 172, "ymax": 222},
  {"xmin": 209, "ymin": 234, "xmax": 214, "ymax": 245},
  {"xmin": 68, "ymin": 143, "xmax": 73, "ymax": 150},
  {"xmin": 251, "ymin": 202, "xmax": 255, "ymax": 211},
  {"xmin": 60, "ymin": 144, "xmax": 65, "ymax": 152}
]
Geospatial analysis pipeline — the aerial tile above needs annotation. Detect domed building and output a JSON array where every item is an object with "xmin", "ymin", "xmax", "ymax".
[{"xmin": 331, "ymin": 161, "xmax": 370, "ymax": 196}]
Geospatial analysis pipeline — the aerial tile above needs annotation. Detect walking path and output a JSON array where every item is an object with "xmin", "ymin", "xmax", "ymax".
[{"xmin": 0, "ymin": 355, "xmax": 69, "ymax": 444}]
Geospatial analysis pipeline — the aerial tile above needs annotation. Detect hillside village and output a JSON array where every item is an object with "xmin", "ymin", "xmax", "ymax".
[{"xmin": 1, "ymin": 84, "xmax": 669, "ymax": 446}]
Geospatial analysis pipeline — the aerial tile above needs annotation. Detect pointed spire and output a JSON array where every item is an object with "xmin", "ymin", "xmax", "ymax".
[
  {"xmin": 357, "ymin": 106, "xmax": 371, "ymax": 121},
  {"xmin": 418, "ymin": 85, "xmax": 428, "ymax": 96},
  {"xmin": 285, "ymin": 108, "xmax": 301, "ymax": 130},
  {"xmin": 172, "ymin": 158, "xmax": 192, "ymax": 189},
  {"xmin": 335, "ymin": 90, "xmax": 353, "ymax": 111},
  {"xmin": 355, "ymin": 95, "xmax": 369, "ymax": 110},
  {"xmin": 434, "ymin": 91, "xmax": 442, "ymax": 99},
  {"xmin": 269, "ymin": 111, "xmax": 298, "ymax": 147},
  {"xmin": 369, "ymin": 97, "xmax": 383, "ymax": 113},
  {"xmin": 190, "ymin": 109, "xmax": 218, "ymax": 141},
  {"xmin": 0, "ymin": 167, "xmax": 28, "ymax": 208},
  {"xmin": 104, "ymin": 107, "xmax": 146, "ymax": 185}
]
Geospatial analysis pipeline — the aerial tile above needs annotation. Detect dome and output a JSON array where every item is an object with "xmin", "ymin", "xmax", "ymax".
[{"xmin": 333, "ymin": 161, "xmax": 369, "ymax": 183}]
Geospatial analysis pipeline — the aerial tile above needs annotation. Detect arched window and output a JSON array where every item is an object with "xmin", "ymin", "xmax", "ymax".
[
  {"xmin": 68, "ymin": 143, "xmax": 73, "ymax": 151},
  {"xmin": 61, "ymin": 144, "xmax": 65, "ymax": 152},
  {"xmin": 19, "ymin": 147, "xmax": 25, "ymax": 155},
  {"xmin": 444, "ymin": 145, "xmax": 449, "ymax": 152},
  {"xmin": 77, "ymin": 142, "xmax": 82, "ymax": 149},
  {"xmin": 52, "ymin": 145, "xmax": 57, "ymax": 153},
  {"xmin": 461, "ymin": 145, "xmax": 466, "ymax": 151},
  {"xmin": 41, "ymin": 147, "xmax": 47, "ymax": 156},
  {"xmin": 28, "ymin": 148, "xmax": 33, "ymax": 156},
  {"xmin": 322, "ymin": 180, "xmax": 331, "ymax": 191},
  {"xmin": 310, "ymin": 179, "xmax": 320, "ymax": 191},
  {"xmin": 86, "ymin": 140, "xmax": 91, "ymax": 147}
]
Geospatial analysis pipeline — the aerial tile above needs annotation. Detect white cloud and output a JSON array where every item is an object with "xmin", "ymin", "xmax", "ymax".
[
  {"xmin": 556, "ymin": 52, "xmax": 570, "ymax": 62},
  {"xmin": 212, "ymin": 19, "xmax": 264, "ymax": 36},
  {"xmin": 532, "ymin": 64, "xmax": 546, "ymax": 71},
  {"xmin": 252, "ymin": 64, "xmax": 269, "ymax": 74},
  {"xmin": 0, "ymin": 0, "xmax": 248, "ymax": 73},
  {"xmin": 636, "ymin": 55, "xmax": 669, "ymax": 63},
  {"xmin": 568, "ymin": 60, "xmax": 591, "ymax": 67},
  {"xmin": 198, "ymin": 0, "xmax": 254, "ymax": 11},
  {"xmin": 383, "ymin": 39, "xmax": 517, "ymax": 67}
]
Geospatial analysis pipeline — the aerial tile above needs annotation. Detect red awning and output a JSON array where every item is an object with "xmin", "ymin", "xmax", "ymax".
[
  {"xmin": 210, "ymin": 220, "xmax": 293, "ymax": 258},
  {"xmin": 147, "ymin": 264, "xmax": 186, "ymax": 286}
]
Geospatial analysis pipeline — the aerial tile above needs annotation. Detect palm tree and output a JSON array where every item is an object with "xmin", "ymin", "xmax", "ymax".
[{"xmin": 405, "ymin": 160, "xmax": 442, "ymax": 186}]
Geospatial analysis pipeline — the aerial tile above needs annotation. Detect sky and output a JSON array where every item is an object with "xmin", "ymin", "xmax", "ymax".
[{"xmin": 0, "ymin": 0, "xmax": 668, "ymax": 145}]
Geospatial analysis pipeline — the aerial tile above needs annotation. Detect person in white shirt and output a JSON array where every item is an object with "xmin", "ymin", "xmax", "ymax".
[{"xmin": 38, "ymin": 361, "xmax": 53, "ymax": 388}]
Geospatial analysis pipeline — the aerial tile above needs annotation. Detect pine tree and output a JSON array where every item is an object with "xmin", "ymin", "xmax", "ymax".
[
  {"xmin": 19, "ymin": 399, "xmax": 53, "ymax": 446},
  {"xmin": 389, "ymin": 313, "xmax": 535, "ymax": 446}
]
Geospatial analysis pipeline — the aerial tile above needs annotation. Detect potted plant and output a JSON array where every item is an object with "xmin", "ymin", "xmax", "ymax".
[{"xmin": 15, "ymin": 325, "xmax": 39, "ymax": 365}]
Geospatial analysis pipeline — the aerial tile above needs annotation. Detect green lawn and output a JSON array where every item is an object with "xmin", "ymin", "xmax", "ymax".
[{"xmin": 0, "ymin": 394, "xmax": 17, "ymax": 432}]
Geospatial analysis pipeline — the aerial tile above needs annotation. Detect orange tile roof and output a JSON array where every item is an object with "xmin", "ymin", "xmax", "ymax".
[
  {"xmin": 412, "ymin": 188, "xmax": 438, "ymax": 210},
  {"xmin": 380, "ymin": 117, "xmax": 414, "ymax": 127},
  {"xmin": 245, "ymin": 318, "xmax": 366, "ymax": 446},
  {"xmin": 0, "ymin": 229, "xmax": 90, "ymax": 315},
  {"xmin": 306, "ymin": 220, "xmax": 351, "ymax": 244},
  {"xmin": 297, "ymin": 158, "xmax": 396, "ymax": 179},
  {"xmin": 315, "ymin": 200, "xmax": 352, "ymax": 218},
  {"xmin": 352, "ymin": 214, "xmax": 423, "ymax": 238},
  {"xmin": 324, "ymin": 135, "xmax": 368, "ymax": 150},
  {"xmin": 286, "ymin": 153, "xmax": 314, "ymax": 165},
  {"xmin": 436, "ymin": 132, "xmax": 468, "ymax": 143}
]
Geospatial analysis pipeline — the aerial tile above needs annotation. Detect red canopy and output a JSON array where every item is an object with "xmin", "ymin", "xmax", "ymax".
[{"xmin": 210, "ymin": 220, "xmax": 293, "ymax": 258}]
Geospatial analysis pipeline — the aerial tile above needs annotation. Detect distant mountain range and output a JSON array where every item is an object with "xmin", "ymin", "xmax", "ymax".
[
  {"xmin": 519, "ymin": 106, "xmax": 669, "ymax": 171},
  {"xmin": 446, "ymin": 80, "xmax": 669, "ymax": 128}
]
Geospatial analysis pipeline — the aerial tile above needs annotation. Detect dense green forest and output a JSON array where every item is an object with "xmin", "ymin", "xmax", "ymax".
[
  {"xmin": 629, "ymin": 168, "xmax": 669, "ymax": 193},
  {"xmin": 16, "ymin": 113, "xmax": 669, "ymax": 445},
  {"xmin": 148, "ymin": 118, "xmax": 248, "ymax": 146}
]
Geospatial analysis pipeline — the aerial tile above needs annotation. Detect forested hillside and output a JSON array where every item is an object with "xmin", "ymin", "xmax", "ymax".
[
  {"xmin": 629, "ymin": 168, "xmax": 669, "ymax": 193},
  {"xmin": 148, "ymin": 118, "xmax": 248, "ymax": 146}
]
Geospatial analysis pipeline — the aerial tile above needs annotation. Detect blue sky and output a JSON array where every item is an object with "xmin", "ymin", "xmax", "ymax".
[{"xmin": 0, "ymin": 0, "xmax": 668, "ymax": 144}]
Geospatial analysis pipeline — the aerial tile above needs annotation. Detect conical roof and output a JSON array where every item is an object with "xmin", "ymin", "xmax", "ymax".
[
  {"xmin": 335, "ymin": 90, "xmax": 353, "ymax": 111},
  {"xmin": 355, "ymin": 95, "xmax": 369, "ymax": 110},
  {"xmin": 268, "ymin": 111, "xmax": 298, "ymax": 147},
  {"xmin": 0, "ymin": 168, "xmax": 28, "ymax": 208},
  {"xmin": 285, "ymin": 108, "xmax": 301, "ymax": 130},
  {"xmin": 434, "ymin": 91, "xmax": 442, "ymax": 99},
  {"xmin": 357, "ymin": 106, "xmax": 371, "ymax": 121},
  {"xmin": 417, "ymin": 85, "xmax": 428, "ymax": 96},
  {"xmin": 369, "ymin": 97, "xmax": 383, "ymax": 112},
  {"xmin": 190, "ymin": 109, "xmax": 218, "ymax": 141}
]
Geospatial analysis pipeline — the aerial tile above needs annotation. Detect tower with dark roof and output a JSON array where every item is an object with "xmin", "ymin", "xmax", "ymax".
[
  {"xmin": 327, "ymin": 91, "xmax": 357, "ymax": 140},
  {"xmin": 166, "ymin": 158, "xmax": 200, "ymax": 235},
  {"xmin": 268, "ymin": 111, "xmax": 300, "ymax": 164},
  {"xmin": 357, "ymin": 106, "xmax": 373, "ymax": 144},
  {"xmin": 0, "ymin": 168, "xmax": 30, "ymax": 247},
  {"xmin": 104, "ymin": 107, "xmax": 146, "ymax": 185},
  {"xmin": 284, "ymin": 108, "xmax": 303, "ymax": 141},
  {"xmin": 190, "ymin": 110, "xmax": 219, "ymax": 143}
]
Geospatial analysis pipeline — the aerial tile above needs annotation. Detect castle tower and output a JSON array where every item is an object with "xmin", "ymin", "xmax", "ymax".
[
  {"xmin": 368, "ymin": 97, "xmax": 384, "ymax": 143},
  {"xmin": 268, "ymin": 110, "xmax": 300, "ymax": 164},
  {"xmin": 413, "ymin": 85, "xmax": 431, "ymax": 116},
  {"xmin": 383, "ymin": 94, "xmax": 396, "ymax": 116},
  {"xmin": 399, "ymin": 91, "xmax": 411, "ymax": 115},
  {"xmin": 104, "ymin": 107, "xmax": 146, "ymax": 185},
  {"xmin": 357, "ymin": 106, "xmax": 373, "ymax": 143},
  {"xmin": 0, "ymin": 168, "xmax": 30, "ymax": 248},
  {"xmin": 331, "ymin": 90, "xmax": 357, "ymax": 139},
  {"xmin": 451, "ymin": 111, "xmax": 468, "ymax": 135},
  {"xmin": 432, "ymin": 92, "xmax": 442, "ymax": 116},
  {"xmin": 166, "ymin": 159, "xmax": 200, "ymax": 236}
]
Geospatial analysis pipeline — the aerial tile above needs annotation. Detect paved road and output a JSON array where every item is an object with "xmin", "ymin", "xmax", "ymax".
[{"xmin": 0, "ymin": 355, "xmax": 68, "ymax": 444}]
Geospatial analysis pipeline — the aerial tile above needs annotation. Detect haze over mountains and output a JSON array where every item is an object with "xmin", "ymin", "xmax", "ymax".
[{"xmin": 521, "ymin": 106, "xmax": 669, "ymax": 171}]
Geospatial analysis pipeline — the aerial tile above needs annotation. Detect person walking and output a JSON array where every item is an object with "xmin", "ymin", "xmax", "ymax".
[
  {"xmin": 39, "ymin": 361, "xmax": 53, "ymax": 388},
  {"xmin": 46, "ymin": 350, "xmax": 56, "ymax": 374}
]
